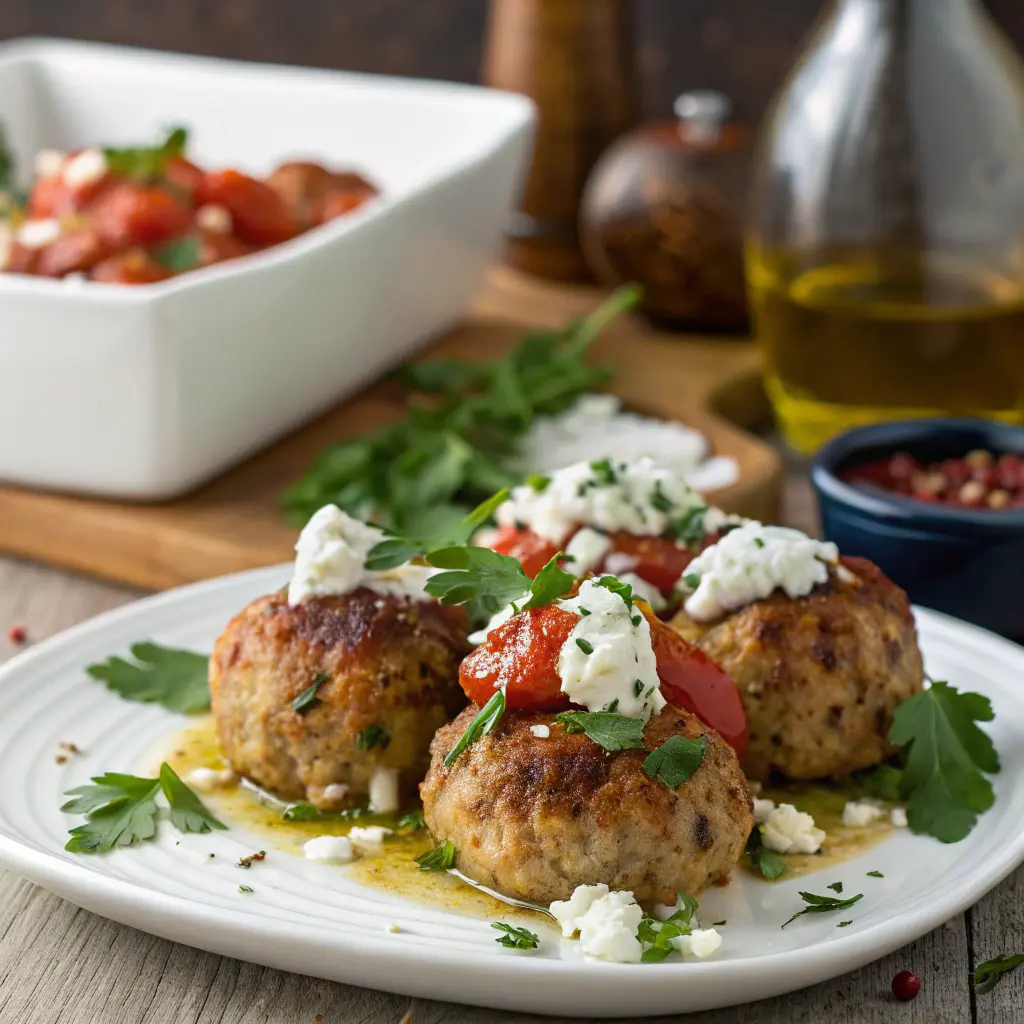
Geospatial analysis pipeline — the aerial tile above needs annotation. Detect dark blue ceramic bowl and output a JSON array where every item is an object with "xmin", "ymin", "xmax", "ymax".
[{"xmin": 811, "ymin": 418, "xmax": 1024, "ymax": 641}]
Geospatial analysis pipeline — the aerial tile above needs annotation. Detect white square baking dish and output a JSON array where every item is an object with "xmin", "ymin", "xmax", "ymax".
[{"xmin": 0, "ymin": 38, "xmax": 533, "ymax": 499}]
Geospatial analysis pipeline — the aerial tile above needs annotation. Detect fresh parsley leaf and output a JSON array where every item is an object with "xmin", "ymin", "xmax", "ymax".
[
  {"xmin": 974, "ymin": 953, "xmax": 1024, "ymax": 992},
  {"xmin": 664, "ymin": 893, "xmax": 700, "ymax": 928},
  {"xmin": 86, "ymin": 643, "xmax": 210, "ymax": 714},
  {"xmin": 492, "ymin": 922, "xmax": 540, "ymax": 950},
  {"xmin": 637, "ymin": 902, "xmax": 698, "ymax": 964},
  {"xmin": 426, "ymin": 547, "xmax": 529, "ymax": 613},
  {"xmin": 444, "ymin": 688, "xmax": 506, "ymax": 766},
  {"xmin": 103, "ymin": 125, "xmax": 188, "ymax": 180},
  {"xmin": 528, "ymin": 475, "xmax": 551, "ymax": 492},
  {"xmin": 465, "ymin": 488, "xmax": 511, "ymax": 528},
  {"xmin": 281, "ymin": 287, "xmax": 640, "ymax": 529},
  {"xmin": 522, "ymin": 554, "xmax": 575, "ymax": 610},
  {"xmin": 357, "ymin": 724, "xmax": 390, "ymax": 751},
  {"xmin": 281, "ymin": 802, "xmax": 370, "ymax": 822},
  {"xmin": 889, "ymin": 680, "xmax": 1000, "ymax": 842},
  {"xmin": 827, "ymin": 881, "xmax": 843, "ymax": 894},
  {"xmin": 594, "ymin": 574, "xmax": 634, "ymax": 613},
  {"xmin": 153, "ymin": 235, "xmax": 201, "ymax": 273},
  {"xmin": 159, "ymin": 763, "xmax": 227, "ymax": 834},
  {"xmin": 62, "ymin": 772, "xmax": 161, "ymax": 853},
  {"xmin": 292, "ymin": 672, "xmax": 330, "ymax": 714},
  {"xmin": 782, "ymin": 890, "xmax": 863, "ymax": 929},
  {"xmin": 238, "ymin": 884, "xmax": 254, "ymax": 894},
  {"xmin": 668, "ymin": 506, "xmax": 707, "ymax": 547},
  {"xmin": 866, "ymin": 870, "xmax": 884, "ymax": 878},
  {"xmin": 838, "ymin": 920, "xmax": 852, "ymax": 928},
  {"xmin": 416, "ymin": 839, "xmax": 457, "ymax": 871},
  {"xmin": 745, "ymin": 828, "xmax": 786, "ymax": 880},
  {"xmin": 554, "ymin": 710, "xmax": 646, "ymax": 752},
  {"xmin": 398, "ymin": 809, "xmax": 426, "ymax": 830},
  {"xmin": 643, "ymin": 735, "xmax": 707, "ymax": 788}
]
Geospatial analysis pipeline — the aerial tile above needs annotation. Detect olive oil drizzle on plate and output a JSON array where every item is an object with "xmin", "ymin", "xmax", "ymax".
[{"xmin": 162, "ymin": 717, "xmax": 894, "ymax": 907}]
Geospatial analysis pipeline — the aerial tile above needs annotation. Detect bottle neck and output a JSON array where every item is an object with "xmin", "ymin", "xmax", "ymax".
[{"xmin": 834, "ymin": 0, "xmax": 979, "ymax": 23}]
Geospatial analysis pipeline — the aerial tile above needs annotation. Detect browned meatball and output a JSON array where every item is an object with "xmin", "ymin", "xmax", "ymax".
[
  {"xmin": 209, "ymin": 587, "xmax": 468, "ymax": 808},
  {"xmin": 420, "ymin": 705, "xmax": 752, "ymax": 905},
  {"xmin": 670, "ymin": 556, "xmax": 924, "ymax": 783}
]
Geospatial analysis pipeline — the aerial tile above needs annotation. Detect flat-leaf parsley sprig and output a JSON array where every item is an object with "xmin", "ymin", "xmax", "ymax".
[
  {"xmin": 781, "ymin": 889, "xmax": 863, "ymax": 929},
  {"xmin": 492, "ymin": 922, "xmax": 540, "ymax": 950},
  {"xmin": 86, "ymin": 642, "xmax": 210, "ymax": 714},
  {"xmin": 62, "ymin": 763, "xmax": 226, "ymax": 853},
  {"xmin": 280, "ymin": 286, "xmax": 641, "ymax": 529},
  {"xmin": 885, "ymin": 680, "xmax": 1000, "ymax": 843}
]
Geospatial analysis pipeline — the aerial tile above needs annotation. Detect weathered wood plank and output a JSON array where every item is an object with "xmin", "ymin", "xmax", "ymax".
[
  {"xmin": 969, "ymin": 866, "xmax": 1024, "ymax": 1023},
  {"xmin": 0, "ymin": 557, "xmax": 977, "ymax": 1023}
]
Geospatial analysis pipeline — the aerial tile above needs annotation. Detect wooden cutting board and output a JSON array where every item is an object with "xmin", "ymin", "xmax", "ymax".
[{"xmin": 0, "ymin": 267, "xmax": 780, "ymax": 591}]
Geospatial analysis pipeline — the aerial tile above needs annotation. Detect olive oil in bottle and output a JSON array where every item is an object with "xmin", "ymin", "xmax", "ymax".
[{"xmin": 748, "ymin": 247, "xmax": 1024, "ymax": 452}]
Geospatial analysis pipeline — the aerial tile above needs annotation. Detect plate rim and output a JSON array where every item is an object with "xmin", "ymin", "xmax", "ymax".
[{"xmin": 1, "ymin": 564, "xmax": 1023, "ymax": 1016}]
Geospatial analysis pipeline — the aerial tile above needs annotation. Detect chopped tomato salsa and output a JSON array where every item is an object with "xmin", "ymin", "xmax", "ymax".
[{"xmin": 1, "ymin": 127, "xmax": 378, "ymax": 284}]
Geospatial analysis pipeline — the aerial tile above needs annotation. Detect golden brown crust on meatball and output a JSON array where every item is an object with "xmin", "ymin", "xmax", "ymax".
[
  {"xmin": 420, "ymin": 705, "xmax": 753, "ymax": 905},
  {"xmin": 670, "ymin": 556, "xmax": 924, "ymax": 783},
  {"xmin": 209, "ymin": 588, "xmax": 468, "ymax": 806}
]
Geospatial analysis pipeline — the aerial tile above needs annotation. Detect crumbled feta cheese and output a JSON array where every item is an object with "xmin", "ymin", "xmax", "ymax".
[
  {"xmin": 551, "ymin": 884, "xmax": 642, "ymax": 963},
  {"xmin": 752, "ymin": 797, "xmax": 776, "ymax": 825},
  {"xmin": 564, "ymin": 527, "xmax": 612, "ymax": 574},
  {"xmin": 303, "ymin": 835, "xmax": 355, "ymax": 862},
  {"xmin": 761, "ymin": 803, "xmax": 826, "ymax": 854},
  {"xmin": 842, "ymin": 798, "xmax": 888, "ymax": 828},
  {"xmin": 891, "ymin": 806, "xmax": 908, "ymax": 828},
  {"xmin": 530, "ymin": 724, "xmax": 551, "ymax": 738},
  {"xmin": 34, "ymin": 148, "xmax": 66, "ymax": 178},
  {"xmin": 321, "ymin": 783, "xmax": 349, "ymax": 805},
  {"xmin": 495, "ymin": 455, "xmax": 709, "ymax": 546},
  {"xmin": 184, "ymin": 767, "xmax": 236, "ymax": 792},
  {"xmin": 671, "ymin": 928, "xmax": 723, "ymax": 959},
  {"xmin": 557, "ymin": 578, "xmax": 664, "ymax": 720},
  {"xmin": 347, "ymin": 825, "xmax": 393, "ymax": 852},
  {"xmin": 367, "ymin": 767, "xmax": 400, "ymax": 814},
  {"xmin": 195, "ymin": 202, "xmax": 233, "ymax": 234},
  {"xmin": 62, "ymin": 148, "xmax": 107, "ymax": 189},
  {"xmin": 603, "ymin": 552, "xmax": 638, "ymax": 574},
  {"xmin": 616, "ymin": 572, "xmax": 666, "ymax": 611},
  {"xmin": 17, "ymin": 218, "xmax": 62, "ymax": 249},
  {"xmin": 513, "ymin": 394, "xmax": 738, "ymax": 494},
  {"xmin": 680, "ymin": 522, "xmax": 839, "ymax": 621},
  {"xmin": 288, "ymin": 504, "xmax": 433, "ymax": 604}
]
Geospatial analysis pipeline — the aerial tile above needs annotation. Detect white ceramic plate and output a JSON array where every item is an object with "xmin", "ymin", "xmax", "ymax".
[{"xmin": 1, "ymin": 565, "xmax": 1023, "ymax": 1018}]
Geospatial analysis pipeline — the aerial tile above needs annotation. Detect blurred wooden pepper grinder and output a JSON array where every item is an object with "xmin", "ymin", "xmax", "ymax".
[{"xmin": 482, "ymin": 0, "xmax": 639, "ymax": 281}]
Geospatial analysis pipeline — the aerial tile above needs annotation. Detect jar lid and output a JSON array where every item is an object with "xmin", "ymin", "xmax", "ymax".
[{"xmin": 674, "ymin": 90, "xmax": 731, "ymax": 144}]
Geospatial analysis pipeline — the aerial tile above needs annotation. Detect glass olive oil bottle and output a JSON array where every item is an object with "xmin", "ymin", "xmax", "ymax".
[{"xmin": 748, "ymin": 0, "xmax": 1024, "ymax": 453}]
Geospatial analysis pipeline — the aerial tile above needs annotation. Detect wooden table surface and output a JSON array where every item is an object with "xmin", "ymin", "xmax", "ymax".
[{"xmin": 1, "ymin": 468, "xmax": 1021, "ymax": 1024}]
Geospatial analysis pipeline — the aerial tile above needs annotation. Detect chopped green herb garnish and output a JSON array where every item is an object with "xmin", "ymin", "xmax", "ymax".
[
  {"xmin": 589, "ymin": 458, "xmax": 618, "ymax": 485},
  {"xmin": 555, "ymin": 710, "xmax": 646, "ymax": 752},
  {"xmin": 745, "ymin": 829, "xmax": 786, "ymax": 880},
  {"xmin": 398, "ymin": 809, "xmax": 426, "ymax": 830},
  {"xmin": 668, "ymin": 506, "xmax": 707, "ymax": 547},
  {"xmin": 444, "ymin": 688, "xmax": 506, "ymax": 766},
  {"xmin": 103, "ymin": 125, "xmax": 188, "ymax": 181},
  {"xmin": 491, "ymin": 922, "xmax": 540, "ymax": 950},
  {"xmin": 153, "ymin": 235, "xmax": 201, "ymax": 273},
  {"xmin": 292, "ymin": 672, "xmax": 330, "ymax": 714},
  {"xmin": 643, "ymin": 735, "xmax": 707, "ymax": 789},
  {"xmin": 416, "ymin": 840, "xmax": 457, "ymax": 871},
  {"xmin": 238, "ymin": 884, "xmax": 254, "ymax": 894},
  {"xmin": 528, "ymin": 475, "xmax": 551, "ymax": 493},
  {"xmin": 650, "ymin": 481, "xmax": 673, "ymax": 513},
  {"xmin": 579, "ymin": 606, "xmax": 591, "ymax": 616},
  {"xmin": 974, "ymin": 953, "xmax": 1024, "ymax": 992},
  {"xmin": 827, "ymin": 881, "xmax": 843, "ymax": 894},
  {"xmin": 753, "ymin": 537, "xmax": 765, "ymax": 549},
  {"xmin": 782, "ymin": 890, "xmax": 863, "ymax": 929},
  {"xmin": 631, "ymin": 614, "xmax": 642, "ymax": 627},
  {"xmin": 357, "ymin": 724, "xmax": 390, "ymax": 751},
  {"xmin": 86, "ymin": 642, "xmax": 210, "ymax": 714},
  {"xmin": 633, "ymin": 679, "xmax": 644, "ymax": 697},
  {"xmin": 712, "ymin": 920, "xmax": 727, "ymax": 927},
  {"xmin": 867, "ymin": 870, "xmax": 884, "ymax": 878},
  {"xmin": 281, "ymin": 802, "xmax": 370, "ymax": 823},
  {"xmin": 594, "ymin": 574, "xmax": 634, "ymax": 613},
  {"xmin": 575, "ymin": 637, "xmax": 594, "ymax": 655},
  {"xmin": 838, "ymin": 920, "xmax": 852, "ymax": 928},
  {"xmin": 682, "ymin": 572, "xmax": 701, "ymax": 589}
]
